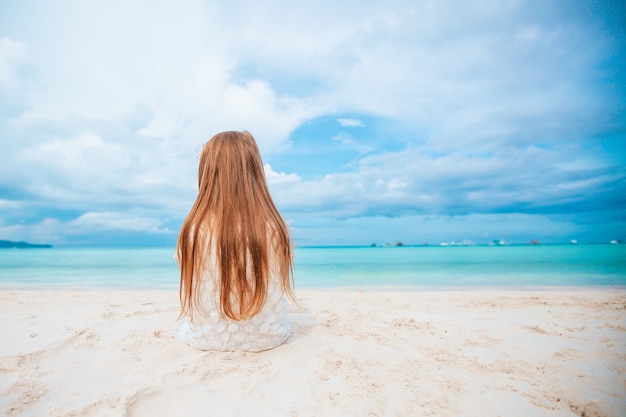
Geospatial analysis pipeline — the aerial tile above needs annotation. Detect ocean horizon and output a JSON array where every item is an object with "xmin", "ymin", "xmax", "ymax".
[{"xmin": 1, "ymin": 243, "xmax": 625, "ymax": 290}]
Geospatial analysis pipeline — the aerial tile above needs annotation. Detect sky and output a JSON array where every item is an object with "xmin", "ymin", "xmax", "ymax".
[{"xmin": 0, "ymin": 0, "xmax": 624, "ymax": 247}]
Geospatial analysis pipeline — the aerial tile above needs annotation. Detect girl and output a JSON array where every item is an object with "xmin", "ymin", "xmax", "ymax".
[{"xmin": 176, "ymin": 131, "xmax": 295, "ymax": 352}]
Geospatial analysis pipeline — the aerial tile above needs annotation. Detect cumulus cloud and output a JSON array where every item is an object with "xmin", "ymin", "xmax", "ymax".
[
  {"xmin": 72, "ymin": 212, "xmax": 171, "ymax": 234},
  {"xmin": 337, "ymin": 118, "xmax": 364, "ymax": 128},
  {"xmin": 0, "ymin": 212, "xmax": 175, "ymax": 246},
  {"xmin": 269, "ymin": 143, "xmax": 624, "ymax": 219},
  {"xmin": 264, "ymin": 164, "xmax": 301, "ymax": 185},
  {"xmin": 0, "ymin": 0, "xmax": 623, "ymax": 245}
]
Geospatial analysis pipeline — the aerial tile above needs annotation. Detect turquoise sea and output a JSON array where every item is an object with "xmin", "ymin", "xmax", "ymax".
[{"xmin": 0, "ymin": 244, "xmax": 624, "ymax": 290}]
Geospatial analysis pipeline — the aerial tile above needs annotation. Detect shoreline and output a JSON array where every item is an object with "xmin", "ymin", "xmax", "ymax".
[
  {"xmin": 1, "ymin": 284, "xmax": 626, "ymax": 292},
  {"xmin": 1, "ymin": 288, "xmax": 625, "ymax": 416}
]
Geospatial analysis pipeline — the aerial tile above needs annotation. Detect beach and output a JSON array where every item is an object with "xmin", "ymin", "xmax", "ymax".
[{"xmin": 1, "ymin": 289, "xmax": 625, "ymax": 417}]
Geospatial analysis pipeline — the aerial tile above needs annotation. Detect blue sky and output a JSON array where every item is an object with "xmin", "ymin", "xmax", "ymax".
[{"xmin": 0, "ymin": 0, "xmax": 624, "ymax": 247}]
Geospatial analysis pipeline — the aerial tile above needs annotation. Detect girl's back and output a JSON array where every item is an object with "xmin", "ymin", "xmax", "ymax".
[{"xmin": 176, "ymin": 131, "xmax": 295, "ymax": 352}]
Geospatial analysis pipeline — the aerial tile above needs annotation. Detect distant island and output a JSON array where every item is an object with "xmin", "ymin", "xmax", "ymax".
[{"xmin": 0, "ymin": 240, "xmax": 53, "ymax": 249}]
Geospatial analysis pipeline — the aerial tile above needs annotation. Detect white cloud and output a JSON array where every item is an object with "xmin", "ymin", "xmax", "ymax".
[
  {"xmin": 0, "ymin": 199, "xmax": 20, "ymax": 209},
  {"xmin": 337, "ymin": 118, "xmax": 364, "ymax": 128},
  {"xmin": 215, "ymin": 80, "xmax": 318, "ymax": 153},
  {"xmin": 0, "ymin": 218, "xmax": 62, "ymax": 245},
  {"xmin": 0, "ymin": 212, "xmax": 173, "ymax": 246},
  {"xmin": 0, "ymin": 37, "xmax": 30, "ymax": 87},
  {"xmin": 331, "ymin": 132, "xmax": 373, "ymax": 154},
  {"xmin": 264, "ymin": 164, "xmax": 301, "ymax": 185},
  {"xmin": 18, "ymin": 131, "xmax": 131, "ymax": 199},
  {"xmin": 0, "ymin": 2, "xmax": 323, "ymax": 152},
  {"xmin": 269, "ymin": 144, "xmax": 621, "ymax": 219},
  {"xmin": 72, "ymin": 212, "xmax": 171, "ymax": 234},
  {"xmin": 0, "ymin": 37, "xmax": 37, "ymax": 116},
  {"xmin": 0, "ymin": 0, "xmax": 622, "ymax": 245}
]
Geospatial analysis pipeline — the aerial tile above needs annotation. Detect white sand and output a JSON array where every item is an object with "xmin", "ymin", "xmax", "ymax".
[{"xmin": 0, "ymin": 288, "xmax": 625, "ymax": 417}]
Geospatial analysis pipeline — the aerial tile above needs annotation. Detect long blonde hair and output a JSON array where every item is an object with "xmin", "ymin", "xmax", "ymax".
[{"xmin": 177, "ymin": 131, "xmax": 295, "ymax": 321}]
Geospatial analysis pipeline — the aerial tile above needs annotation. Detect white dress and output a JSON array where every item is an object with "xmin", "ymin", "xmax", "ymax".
[{"xmin": 177, "ymin": 253, "xmax": 291, "ymax": 352}]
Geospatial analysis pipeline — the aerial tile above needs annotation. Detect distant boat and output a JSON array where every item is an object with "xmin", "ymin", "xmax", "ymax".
[
  {"xmin": 570, "ymin": 240, "xmax": 578, "ymax": 245},
  {"xmin": 610, "ymin": 240, "xmax": 619, "ymax": 245}
]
